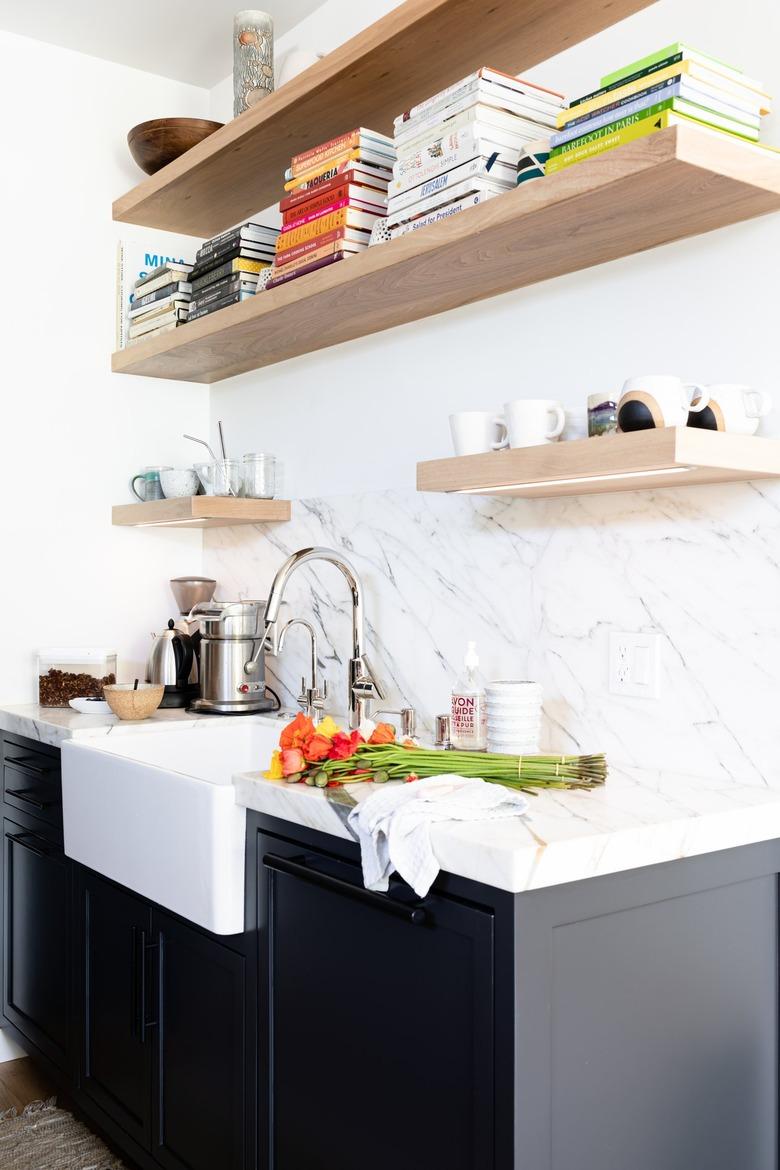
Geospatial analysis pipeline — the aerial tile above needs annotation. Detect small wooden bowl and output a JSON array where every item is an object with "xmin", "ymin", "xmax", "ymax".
[
  {"xmin": 127, "ymin": 118, "xmax": 224, "ymax": 175},
  {"xmin": 104, "ymin": 683, "xmax": 165, "ymax": 721}
]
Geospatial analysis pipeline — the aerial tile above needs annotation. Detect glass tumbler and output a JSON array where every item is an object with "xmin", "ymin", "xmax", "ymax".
[
  {"xmin": 196, "ymin": 460, "xmax": 242, "ymax": 497},
  {"xmin": 242, "ymin": 453, "xmax": 276, "ymax": 499}
]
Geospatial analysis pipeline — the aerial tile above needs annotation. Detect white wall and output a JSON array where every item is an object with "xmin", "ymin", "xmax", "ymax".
[
  {"xmin": 0, "ymin": 31, "xmax": 210, "ymax": 701},
  {"xmin": 202, "ymin": 0, "xmax": 780, "ymax": 783}
]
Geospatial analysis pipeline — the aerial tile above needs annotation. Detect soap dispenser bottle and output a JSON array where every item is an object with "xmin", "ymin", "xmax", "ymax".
[{"xmin": 451, "ymin": 641, "xmax": 487, "ymax": 751}]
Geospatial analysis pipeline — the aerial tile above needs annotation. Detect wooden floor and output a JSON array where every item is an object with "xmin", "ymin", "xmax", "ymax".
[{"xmin": 0, "ymin": 1057, "xmax": 55, "ymax": 1113}]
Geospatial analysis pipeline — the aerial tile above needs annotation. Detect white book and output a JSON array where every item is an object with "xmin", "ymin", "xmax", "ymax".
[
  {"xmin": 388, "ymin": 155, "xmax": 515, "ymax": 215},
  {"xmin": 396, "ymin": 86, "xmax": 559, "ymax": 147},
  {"xmin": 393, "ymin": 129, "xmax": 526, "ymax": 193},
  {"xmin": 394, "ymin": 67, "xmax": 566, "ymax": 130},
  {"xmin": 127, "ymin": 320, "xmax": 182, "ymax": 346},
  {"xmin": 129, "ymin": 293, "xmax": 191, "ymax": 319},
  {"xmin": 396, "ymin": 105, "xmax": 556, "ymax": 157},
  {"xmin": 129, "ymin": 307, "xmax": 189, "ymax": 338},
  {"xmin": 388, "ymin": 175, "xmax": 507, "ymax": 227},
  {"xmin": 390, "ymin": 187, "xmax": 501, "ymax": 237}
]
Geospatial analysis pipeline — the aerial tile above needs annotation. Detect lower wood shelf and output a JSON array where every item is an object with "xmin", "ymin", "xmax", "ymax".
[
  {"xmin": 416, "ymin": 429, "xmax": 780, "ymax": 499},
  {"xmin": 111, "ymin": 126, "xmax": 780, "ymax": 385},
  {"xmin": 112, "ymin": 496, "xmax": 291, "ymax": 527}
]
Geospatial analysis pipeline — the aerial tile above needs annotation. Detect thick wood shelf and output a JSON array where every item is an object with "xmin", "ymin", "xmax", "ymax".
[
  {"xmin": 113, "ymin": 0, "xmax": 655, "ymax": 236},
  {"xmin": 417, "ymin": 429, "xmax": 780, "ymax": 499},
  {"xmin": 112, "ymin": 497, "xmax": 291, "ymax": 528},
  {"xmin": 112, "ymin": 127, "xmax": 780, "ymax": 385}
]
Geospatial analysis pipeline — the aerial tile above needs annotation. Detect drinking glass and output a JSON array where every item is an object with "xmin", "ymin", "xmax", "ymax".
[
  {"xmin": 196, "ymin": 460, "xmax": 241, "ymax": 497},
  {"xmin": 242, "ymin": 453, "xmax": 276, "ymax": 499}
]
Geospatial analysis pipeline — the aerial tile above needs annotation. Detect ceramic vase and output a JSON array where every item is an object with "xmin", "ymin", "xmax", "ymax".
[{"xmin": 233, "ymin": 10, "xmax": 274, "ymax": 117}]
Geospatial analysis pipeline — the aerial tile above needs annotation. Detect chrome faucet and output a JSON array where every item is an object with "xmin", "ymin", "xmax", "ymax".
[
  {"xmin": 245, "ymin": 547, "xmax": 385, "ymax": 729},
  {"xmin": 278, "ymin": 618, "xmax": 328, "ymax": 719}
]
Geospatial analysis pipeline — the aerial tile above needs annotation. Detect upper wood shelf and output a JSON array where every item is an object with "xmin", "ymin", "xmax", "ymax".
[
  {"xmin": 112, "ymin": 127, "xmax": 780, "ymax": 384},
  {"xmin": 112, "ymin": 0, "xmax": 656, "ymax": 236},
  {"xmin": 112, "ymin": 496, "xmax": 291, "ymax": 528},
  {"xmin": 417, "ymin": 429, "xmax": 780, "ymax": 499}
]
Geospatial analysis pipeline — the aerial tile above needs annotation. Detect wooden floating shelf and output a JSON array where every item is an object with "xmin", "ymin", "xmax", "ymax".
[
  {"xmin": 417, "ymin": 429, "xmax": 780, "ymax": 499},
  {"xmin": 112, "ymin": 0, "xmax": 655, "ymax": 236},
  {"xmin": 112, "ymin": 497, "xmax": 291, "ymax": 528},
  {"xmin": 112, "ymin": 127, "xmax": 780, "ymax": 385}
]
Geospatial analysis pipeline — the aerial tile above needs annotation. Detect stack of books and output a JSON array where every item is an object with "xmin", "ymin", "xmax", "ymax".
[
  {"xmin": 128, "ymin": 262, "xmax": 193, "ymax": 345},
  {"xmin": 547, "ymin": 43, "xmax": 773, "ymax": 175},
  {"xmin": 267, "ymin": 128, "xmax": 394, "ymax": 289},
  {"xmin": 188, "ymin": 222, "xmax": 279, "ymax": 321},
  {"xmin": 386, "ymin": 67, "xmax": 566, "ymax": 238}
]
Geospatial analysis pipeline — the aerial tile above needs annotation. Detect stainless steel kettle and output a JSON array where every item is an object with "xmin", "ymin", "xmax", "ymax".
[{"xmin": 146, "ymin": 620, "xmax": 196, "ymax": 708}]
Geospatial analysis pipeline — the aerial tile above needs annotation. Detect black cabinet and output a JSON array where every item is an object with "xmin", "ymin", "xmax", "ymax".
[
  {"xmin": 76, "ymin": 867, "xmax": 252, "ymax": 1170},
  {"xmin": 77, "ymin": 866, "xmax": 153, "ymax": 1147},
  {"xmin": 257, "ymin": 832, "xmax": 495, "ymax": 1170},
  {"xmin": 2, "ymin": 810, "xmax": 70, "ymax": 1069},
  {"xmin": 153, "ymin": 911, "xmax": 250, "ymax": 1170}
]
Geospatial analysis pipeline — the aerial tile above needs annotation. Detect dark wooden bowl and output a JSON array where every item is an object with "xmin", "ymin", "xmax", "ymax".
[{"xmin": 127, "ymin": 118, "xmax": 224, "ymax": 175}]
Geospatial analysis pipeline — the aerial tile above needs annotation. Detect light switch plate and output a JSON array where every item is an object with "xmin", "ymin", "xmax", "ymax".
[{"xmin": 609, "ymin": 632, "xmax": 661, "ymax": 698}]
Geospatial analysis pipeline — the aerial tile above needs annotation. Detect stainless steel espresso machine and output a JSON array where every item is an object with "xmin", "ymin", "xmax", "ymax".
[{"xmin": 188, "ymin": 600, "xmax": 276, "ymax": 715}]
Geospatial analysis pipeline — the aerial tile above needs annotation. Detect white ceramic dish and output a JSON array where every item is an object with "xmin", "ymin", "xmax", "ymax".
[{"xmin": 69, "ymin": 697, "xmax": 112, "ymax": 714}]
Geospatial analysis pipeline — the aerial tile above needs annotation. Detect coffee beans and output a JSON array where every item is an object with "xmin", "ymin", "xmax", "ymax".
[{"xmin": 39, "ymin": 669, "xmax": 117, "ymax": 708}]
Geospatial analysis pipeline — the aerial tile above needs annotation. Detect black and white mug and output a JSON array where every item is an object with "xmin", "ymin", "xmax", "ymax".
[{"xmin": 617, "ymin": 375, "xmax": 709, "ymax": 431}]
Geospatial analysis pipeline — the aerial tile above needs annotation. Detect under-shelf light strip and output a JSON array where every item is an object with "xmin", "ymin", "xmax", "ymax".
[{"xmin": 453, "ymin": 466, "xmax": 693, "ymax": 493}]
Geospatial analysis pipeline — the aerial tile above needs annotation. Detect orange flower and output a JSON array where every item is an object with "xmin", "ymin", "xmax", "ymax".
[
  {"xmin": 328, "ymin": 730, "xmax": 364, "ymax": 760},
  {"xmin": 368, "ymin": 722, "xmax": 396, "ymax": 745},
  {"xmin": 280, "ymin": 713, "xmax": 316, "ymax": 752},
  {"xmin": 304, "ymin": 733, "xmax": 333, "ymax": 763},
  {"xmin": 281, "ymin": 747, "xmax": 305, "ymax": 776}
]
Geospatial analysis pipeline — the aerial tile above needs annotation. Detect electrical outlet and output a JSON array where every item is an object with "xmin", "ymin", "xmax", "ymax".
[{"xmin": 609, "ymin": 632, "xmax": 661, "ymax": 698}]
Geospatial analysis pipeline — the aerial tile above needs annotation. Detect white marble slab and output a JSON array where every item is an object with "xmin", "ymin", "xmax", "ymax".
[
  {"xmin": 0, "ymin": 703, "xmax": 293, "ymax": 749},
  {"xmin": 234, "ymin": 762, "xmax": 780, "ymax": 894}
]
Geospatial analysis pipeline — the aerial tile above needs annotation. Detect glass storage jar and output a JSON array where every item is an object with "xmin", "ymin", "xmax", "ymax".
[
  {"xmin": 37, "ymin": 648, "xmax": 118, "ymax": 708},
  {"xmin": 242, "ymin": 453, "xmax": 276, "ymax": 499}
]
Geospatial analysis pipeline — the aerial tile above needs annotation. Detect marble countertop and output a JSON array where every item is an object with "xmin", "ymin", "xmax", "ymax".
[
  {"xmin": 7, "ymin": 702, "xmax": 780, "ymax": 895},
  {"xmin": 0, "ymin": 703, "xmax": 289, "ymax": 747},
  {"xmin": 234, "ymin": 761, "xmax": 780, "ymax": 894}
]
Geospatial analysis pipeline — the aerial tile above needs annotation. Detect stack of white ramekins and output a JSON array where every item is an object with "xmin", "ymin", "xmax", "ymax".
[{"xmin": 486, "ymin": 681, "xmax": 543, "ymax": 754}]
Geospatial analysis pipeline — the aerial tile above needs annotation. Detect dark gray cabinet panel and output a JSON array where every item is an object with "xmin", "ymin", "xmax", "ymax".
[
  {"xmin": 2, "ymin": 813, "xmax": 69, "ymax": 1068},
  {"xmin": 153, "ymin": 910, "xmax": 249, "ymax": 1170},
  {"xmin": 77, "ymin": 867, "xmax": 153, "ymax": 1148},
  {"xmin": 258, "ymin": 832, "xmax": 495, "ymax": 1170}
]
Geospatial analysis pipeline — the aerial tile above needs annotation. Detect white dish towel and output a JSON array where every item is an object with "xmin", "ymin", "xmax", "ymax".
[{"xmin": 347, "ymin": 775, "xmax": 530, "ymax": 898}]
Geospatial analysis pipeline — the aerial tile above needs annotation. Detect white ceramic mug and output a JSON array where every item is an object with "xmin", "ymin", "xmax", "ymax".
[
  {"xmin": 617, "ymin": 375, "xmax": 709, "ymax": 431},
  {"xmin": 690, "ymin": 384, "xmax": 772, "ymax": 435},
  {"xmin": 449, "ymin": 411, "xmax": 509, "ymax": 456},
  {"xmin": 503, "ymin": 399, "xmax": 565, "ymax": 448},
  {"xmin": 160, "ymin": 468, "xmax": 201, "ymax": 499}
]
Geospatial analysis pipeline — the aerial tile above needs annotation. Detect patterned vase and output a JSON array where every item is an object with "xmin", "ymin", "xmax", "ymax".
[{"xmin": 233, "ymin": 10, "xmax": 274, "ymax": 117}]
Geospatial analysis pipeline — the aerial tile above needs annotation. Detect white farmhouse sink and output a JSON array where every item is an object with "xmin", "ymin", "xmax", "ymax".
[{"xmin": 61, "ymin": 717, "xmax": 283, "ymax": 934}]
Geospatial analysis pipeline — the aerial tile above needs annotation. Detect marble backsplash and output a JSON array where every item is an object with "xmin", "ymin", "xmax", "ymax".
[{"xmin": 203, "ymin": 482, "xmax": 780, "ymax": 784}]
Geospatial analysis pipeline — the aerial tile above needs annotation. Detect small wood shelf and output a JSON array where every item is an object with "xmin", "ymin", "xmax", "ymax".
[
  {"xmin": 416, "ymin": 429, "xmax": 780, "ymax": 499},
  {"xmin": 112, "ymin": 127, "xmax": 780, "ymax": 385},
  {"xmin": 112, "ymin": 497, "xmax": 291, "ymax": 528},
  {"xmin": 112, "ymin": 0, "xmax": 655, "ymax": 236}
]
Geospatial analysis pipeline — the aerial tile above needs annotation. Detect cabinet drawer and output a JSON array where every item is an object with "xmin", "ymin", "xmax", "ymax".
[{"xmin": 3, "ymin": 742, "xmax": 62, "ymax": 830}]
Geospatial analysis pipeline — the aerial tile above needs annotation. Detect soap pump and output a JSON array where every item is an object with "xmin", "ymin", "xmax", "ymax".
[{"xmin": 450, "ymin": 641, "xmax": 487, "ymax": 751}]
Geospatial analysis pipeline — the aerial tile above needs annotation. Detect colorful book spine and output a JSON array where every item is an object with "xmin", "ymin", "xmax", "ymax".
[
  {"xmin": 290, "ymin": 129, "xmax": 384, "ymax": 175},
  {"xmin": 283, "ymin": 149, "xmax": 365, "ymax": 191},
  {"xmin": 282, "ymin": 198, "xmax": 350, "ymax": 231},
  {"xmin": 546, "ymin": 110, "xmax": 686, "ymax": 173},
  {"xmin": 274, "ymin": 227, "xmax": 352, "ymax": 266},
  {"xmin": 272, "ymin": 240, "xmax": 354, "ymax": 276},
  {"xmin": 278, "ymin": 208, "xmax": 365, "ymax": 249},
  {"xmin": 280, "ymin": 170, "xmax": 387, "ymax": 212},
  {"xmin": 550, "ymin": 103, "xmax": 674, "ymax": 156},
  {"xmin": 267, "ymin": 252, "xmax": 345, "ymax": 289}
]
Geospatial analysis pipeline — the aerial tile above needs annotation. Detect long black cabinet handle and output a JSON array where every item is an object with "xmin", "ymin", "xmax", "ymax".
[
  {"xmin": 6, "ymin": 830, "xmax": 60, "ymax": 860},
  {"xmin": 263, "ymin": 853, "xmax": 427, "ymax": 926},
  {"xmin": 4, "ymin": 755, "xmax": 56, "ymax": 776},
  {"xmin": 5, "ymin": 786, "xmax": 54, "ymax": 810},
  {"xmin": 139, "ymin": 930, "xmax": 159, "ymax": 1043}
]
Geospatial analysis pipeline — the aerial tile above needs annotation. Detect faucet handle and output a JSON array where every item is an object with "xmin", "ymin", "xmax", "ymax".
[
  {"xmin": 374, "ymin": 706, "xmax": 418, "ymax": 739},
  {"xmin": 354, "ymin": 653, "xmax": 386, "ymax": 702}
]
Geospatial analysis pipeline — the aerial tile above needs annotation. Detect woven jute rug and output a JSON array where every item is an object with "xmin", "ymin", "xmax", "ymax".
[{"xmin": 0, "ymin": 1098, "xmax": 127, "ymax": 1169}]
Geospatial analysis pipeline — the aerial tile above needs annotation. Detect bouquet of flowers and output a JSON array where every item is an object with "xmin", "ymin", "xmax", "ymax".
[{"xmin": 266, "ymin": 713, "xmax": 606, "ymax": 793}]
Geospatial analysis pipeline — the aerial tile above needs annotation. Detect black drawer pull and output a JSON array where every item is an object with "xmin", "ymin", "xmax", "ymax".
[
  {"xmin": 6, "ymin": 830, "xmax": 60, "ymax": 860},
  {"xmin": 5, "ymin": 786, "xmax": 55, "ymax": 810},
  {"xmin": 5, "ymin": 755, "xmax": 56, "ymax": 776},
  {"xmin": 263, "ymin": 853, "xmax": 427, "ymax": 926}
]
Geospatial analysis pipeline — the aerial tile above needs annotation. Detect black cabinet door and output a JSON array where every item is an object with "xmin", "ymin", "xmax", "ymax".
[
  {"xmin": 2, "ymin": 814, "xmax": 69, "ymax": 1068},
  {"xmin": 152, "ymin": 911, "xmax": 250, "ymax": 1170},
  {"xmin": 258, "ymin": 833, "xmax": 495, "ymax": 1170},
  {"xmin": 77, "ymin": 867, "xmax": 153, "ymax": 1149}
]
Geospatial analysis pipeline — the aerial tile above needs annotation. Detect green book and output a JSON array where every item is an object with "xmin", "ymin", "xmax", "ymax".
[
  {"xmin": 601, "ymin": 43, "xmax": 754, "ymax": 90},
  {"xmin": 550, "ymin": 96, "xmax": 758, "ymax": 158}
]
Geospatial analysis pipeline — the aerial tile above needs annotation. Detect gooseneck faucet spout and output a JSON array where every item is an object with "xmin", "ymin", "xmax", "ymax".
[{"xmin": 245, "ymin": 547, "xmax": 385, "ymax": 729}]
